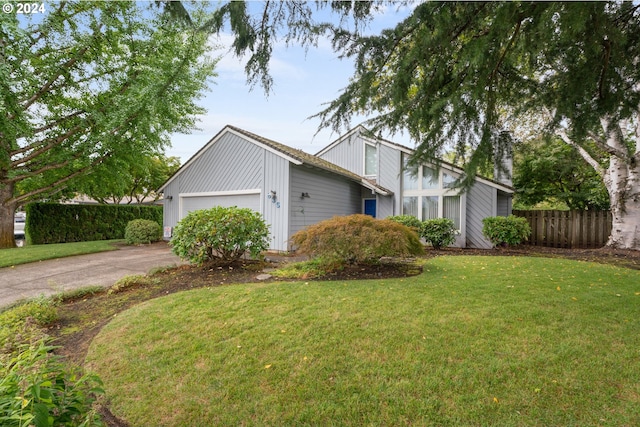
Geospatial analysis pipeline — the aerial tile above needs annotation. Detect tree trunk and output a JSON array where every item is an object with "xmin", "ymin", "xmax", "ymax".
[
  {"xmin": 605, "ymin": 156, "xmax": 640, "ymax": 250},
  {"xmin": 0, "ymin": 182, "xmax": 17, "ymax": 249}
]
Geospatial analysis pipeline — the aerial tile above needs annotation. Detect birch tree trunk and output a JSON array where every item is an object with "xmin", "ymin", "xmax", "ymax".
[{"xmin": 604, "ymin": 136, "xmax": 640, "ymax": 249}]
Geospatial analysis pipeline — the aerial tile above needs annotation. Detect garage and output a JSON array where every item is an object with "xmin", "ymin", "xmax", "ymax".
[{"xmin": 179, "ymin": 190, "xmax": 261, "ymax": 219}]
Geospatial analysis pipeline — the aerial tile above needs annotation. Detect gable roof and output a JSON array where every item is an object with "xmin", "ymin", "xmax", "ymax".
[
  {"xmin": 160, "ymin": 125, "xmax": 392, "ymax": 195},
  {"xmin": 317, "ymin": 125, "xmax": 514, "ymax": 194}
]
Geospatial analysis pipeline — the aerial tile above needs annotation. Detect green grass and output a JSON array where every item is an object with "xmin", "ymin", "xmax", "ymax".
[
  {"xmin": 86, "ymin": 256, "xmax": 640, "ymax": 427},
  {"xmin": 0, "ymin": 240, "xmax": 122, "ymax": 268}
]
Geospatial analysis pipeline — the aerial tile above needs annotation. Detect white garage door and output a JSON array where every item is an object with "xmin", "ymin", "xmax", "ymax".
[{"xmin": 180, "ymin": 192, "xmax": 261, "ymax": 218}]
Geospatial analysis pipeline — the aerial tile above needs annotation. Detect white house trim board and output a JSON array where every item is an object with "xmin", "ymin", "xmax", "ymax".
[
  {"xmin": 178, "ymin": 189, "xmax": 262, "ymax": 220},
  {"xmin": 179, "ymin": 189, "xmax": 262, "ymax": 198}
]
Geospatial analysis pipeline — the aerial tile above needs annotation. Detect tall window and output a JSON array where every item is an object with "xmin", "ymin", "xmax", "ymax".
[
  {"xmin": 364, "ymin": 143, "xmax": 377, "ymax": 176},
  {"xmin": 422, "ymin": 196, "xmax": 438, "ymax": 220},
  {"xmin": 403, "ymin": 197, "xmax": 419, "ymax": 217},
  {"xmin": 443, "ymin": 195, "xmax": 461, "ymax": 230},
  {"xmin": 443, "ymin": 172, "xmax": 456, "ymax": 189},
  {"xmin": 403, "ymin": 155, "xmax": 418, "ymax": 190},
  {"xmin": 422, "ymin": 166, "xmax": 438, "ymax": 189}
]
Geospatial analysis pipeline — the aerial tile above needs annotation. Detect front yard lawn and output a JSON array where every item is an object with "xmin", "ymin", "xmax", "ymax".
[
  {"xmin": 0, "ymin": 240, "xmax": 122, "ymax": 268},
  {"xmin": 85, "ymin": 256, "xmax": 640, "ymax": 426}
]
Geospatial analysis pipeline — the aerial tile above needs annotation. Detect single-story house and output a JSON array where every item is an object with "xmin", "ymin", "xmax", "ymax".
[{"xmin": 159, "ymin": 125, "xmax": 514, "ymax": 251}]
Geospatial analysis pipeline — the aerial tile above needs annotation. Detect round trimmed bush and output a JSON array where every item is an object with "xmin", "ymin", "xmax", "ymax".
[
  {"xmin": 420, "ymin": 218, "xmax": 457, "ymax": 249},
  {"xmin": 170, "ymin": 206, "xmax": 270, "ymax": 265},
  {"xmin": 124, "ymin": 219, "xmax": 162, "ymax": 245},
  {"xmin": 482, "ymin": 215, "xmax": 531, "ymax": 247},
  {"xmin": 290, "ymin": 214, "xmax": 423, "ymax": 264}
]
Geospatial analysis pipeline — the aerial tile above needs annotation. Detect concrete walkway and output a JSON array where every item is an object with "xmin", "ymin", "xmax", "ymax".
[{"xmin": 0, "ymin": 242, "xmax": 184, "ymax": 308}]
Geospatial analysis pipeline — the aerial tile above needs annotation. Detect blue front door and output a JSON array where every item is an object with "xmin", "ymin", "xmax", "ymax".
[{"xmin": 364, "ymin": 199, "xmax": 376, "ymax": 218}]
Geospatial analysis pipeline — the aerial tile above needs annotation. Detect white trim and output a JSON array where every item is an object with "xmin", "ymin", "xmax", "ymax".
[
  {"xmin": 179, "ymin": 189, "xmax": 261, "ymax": 198},
  {"xmin": 360, "ymin": 179, "xmax": 390, "ymax": 196},
  {"xmin": 363, "ymin": 141, "xmax": 378, "ymax": 177},
  {"xmin": 178, "ymin": 189, "xmax": 262, "ymax": 220}
]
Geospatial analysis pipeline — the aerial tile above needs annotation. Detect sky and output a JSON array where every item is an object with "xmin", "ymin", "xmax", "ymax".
[{"xmin": 167, "ymin": 2, "xmax": 417, "ymax": 164}]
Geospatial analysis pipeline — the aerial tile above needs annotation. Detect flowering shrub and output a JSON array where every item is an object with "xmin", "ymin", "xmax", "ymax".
[{"xmin": 290, "ymin": 214, "xmax": 423, "ymax": 264}]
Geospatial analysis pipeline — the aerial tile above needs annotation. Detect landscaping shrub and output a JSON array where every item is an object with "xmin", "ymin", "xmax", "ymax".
[
  {"xmin": 26, "ymin": 202, "xmax": 162, "ymax": 244},
  {"xmin": 290, "ymin": 214, "xmax": 423, "ymax": 264},
  {"xmin": 482, "ymin": 215, "xmax": 532, "ymax": 246},
  {"xmin": 0, "ymin": 340, "xmax": 104, "ymax": 427},
  {"xmin": 125, "ymin": 219, "xmax": 162, "ymax": 245},
  {"xmin": 387, "ymin": 215, "xmax": 423, "ymax": 233},
  {"xmin": 170, "ymin": 206, "xmax": 270, "ymax": 265},
  {"xmin": 420, "ymin": 218, "xmax": 457, "ymax": 249},
  {"xmin": 0, "ymin": 298, "xmax": 58, "ymax": 356}
]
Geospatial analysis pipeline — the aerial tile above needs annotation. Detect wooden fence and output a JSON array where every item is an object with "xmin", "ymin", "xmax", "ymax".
[{"xmin": 512, "ymin": 210, "xmax": 612, "ymax": 248}]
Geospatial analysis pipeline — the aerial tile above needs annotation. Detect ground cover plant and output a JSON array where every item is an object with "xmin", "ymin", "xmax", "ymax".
[
  {"xmin": 85, "ymin": 256, "xmax": 640, "ymax": 427},
  {"xmin": 0, "ymin": 240, "xmax": 121, "ymax": 268}
]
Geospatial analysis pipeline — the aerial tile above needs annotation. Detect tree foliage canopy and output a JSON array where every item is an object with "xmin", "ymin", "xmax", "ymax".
[
  {"xmin": 210, "ymin": 0, "xmax": 640, "ymax": 248},
  {"xmin": 0, "ymin": 1, "xmax": 217, "ymax": 247},
  {"xmin": 513, "ymin": 139, "xmax": 610, "ymax": 211},
  {"xmin": 0, "ymin": 1, "xmax": 215, "ymax": 205}
]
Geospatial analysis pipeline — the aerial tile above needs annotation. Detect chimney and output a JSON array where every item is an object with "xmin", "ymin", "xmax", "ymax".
[{"xmin": 494, "ymin": 131, "xmax": 513, "ymax": 187}]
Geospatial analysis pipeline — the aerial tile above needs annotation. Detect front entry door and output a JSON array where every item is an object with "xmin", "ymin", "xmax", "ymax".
[{"xmin": 364, "ymin": 199, "xmax": 376, "ymax": 218}]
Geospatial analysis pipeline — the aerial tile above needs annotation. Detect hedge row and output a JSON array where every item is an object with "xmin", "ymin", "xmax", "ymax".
[{"xmin": 25, "ymin": 203, "xmax": 162, "ymax": 244}]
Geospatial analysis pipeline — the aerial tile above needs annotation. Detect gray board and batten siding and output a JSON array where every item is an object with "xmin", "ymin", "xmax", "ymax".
[
  {"xmin": 317, "ymin": 126, "xmax": 515, "ymax": 249},
  {"xmin": 160, "ymin": 125, "xmax": 391, "ymax": 252},
  {"xmin": 161, "ymin": 124, "xmax": 514, "ymax": 252},
  {"xmin": 161, "ymin": 129, "xmax": 292, "ymax": 251},
  {"xmin": 289, "ymin": 165, "xmax": 362, "ymax": 238}
]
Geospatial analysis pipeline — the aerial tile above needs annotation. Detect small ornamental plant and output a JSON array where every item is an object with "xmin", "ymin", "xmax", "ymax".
[
  {"xmin": 482, "ymin": 215, "xmax": 531, "ymax": 247},
  {"xmin": 290, "ymin": 214, "xmax": 423, "ymax": 264},
  {"xmin": 170, "ymin": 206, "xmax": 270, "ymax": 265},
  {"xmin": 124, "ymin": 219, "xmax": 162, "ymax": 245},
  {"xmin": 420, "ymin": 218, "xmax": 457, "ymax": 249}
]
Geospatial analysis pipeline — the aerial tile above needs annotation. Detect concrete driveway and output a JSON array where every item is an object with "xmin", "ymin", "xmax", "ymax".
[{"xmin": 0, "ymin": 242, "xmax": 185, "ymax": 308}]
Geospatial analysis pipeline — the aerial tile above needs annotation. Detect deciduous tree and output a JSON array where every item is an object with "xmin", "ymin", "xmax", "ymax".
[
  {"xmin": 513, "ymin": 139, "xmax": 610, "ymax": 211},
  {"xmin": 74, "ymin": 153, "xmax": 181, "ymax": 204},
  {"xmin": 0, "ymin": 1, "xmax": 216, "ymax": 247}
]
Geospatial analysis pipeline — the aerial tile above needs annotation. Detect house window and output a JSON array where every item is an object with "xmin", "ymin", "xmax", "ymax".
[
  {"xmin": 403, "ymin": 196, "xmax": 419, "ymax": 217},
  {"xmin": 403, "ymin": 155, "xmax": 418, "ymax": 190},
  {"xmin": 422, "ymin": 166, "xmax": 438, "ymax": 189},
  {"xmin": 443, "ymin": 172, "xmax": 457, "ymax": 189},
  {"xmin": 364, "ymin": 143, "xmax": 377, "ymax": 176},
  {"xmin": 422, "ymin": 196, "xmax": 438, "ymax": 220},
  {"xmin": 443, "ymin": 195, "xmax": 461, "ymax": 230}
]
